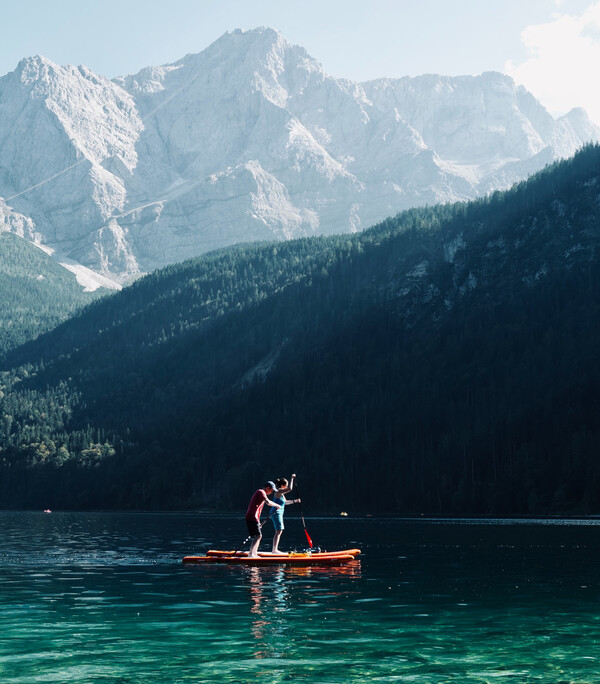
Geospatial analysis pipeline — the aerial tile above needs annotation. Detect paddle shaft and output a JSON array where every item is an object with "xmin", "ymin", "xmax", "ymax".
[
  {"xmin": 294, "ymin": 481, "xmax": 313, "ymax": 548},
  {"xmin": 231, "ymin": 534, "xmax": 252, "ymax": 556}
]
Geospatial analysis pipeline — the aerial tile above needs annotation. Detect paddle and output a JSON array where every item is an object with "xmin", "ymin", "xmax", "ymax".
[
  {"xmin": 230, "ymin": 534, "xmax": 252, "ymax": 557},
  {"xmin": 294, "ymin": 480, "xmax": 313, "ymax": 548}
]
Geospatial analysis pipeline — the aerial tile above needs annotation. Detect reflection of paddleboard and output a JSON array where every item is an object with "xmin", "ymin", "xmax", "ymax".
[
  {"xmin": 183, "ymin": 552, "xmax": 357, "ymax": 566},
  {"xmin": 205, "ymin": 548, "xmax": 361, "ymax": 559}
]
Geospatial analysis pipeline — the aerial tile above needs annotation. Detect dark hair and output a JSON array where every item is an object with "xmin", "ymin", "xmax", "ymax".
[{"xmin": 275, "ymin": 477, "xmax": 288, "ymax": 489}]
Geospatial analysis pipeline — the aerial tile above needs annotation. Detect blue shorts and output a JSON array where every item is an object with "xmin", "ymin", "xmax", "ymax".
[{"xmin": 270, "ymin": 508, "xmax": 284, "ymax": 531}]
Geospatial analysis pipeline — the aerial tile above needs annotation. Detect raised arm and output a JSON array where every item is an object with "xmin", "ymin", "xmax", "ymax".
[
  {"xmin": 285, "ymin": 474, "xmax": 299, "ymax": 503},
  {"xmin": 276, "ymin": 473, "xmax": 297, "ymax": 495}
]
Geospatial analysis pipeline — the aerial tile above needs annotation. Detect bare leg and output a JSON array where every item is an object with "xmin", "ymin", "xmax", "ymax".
[
  {"xmin": 272, "ymin": 529, "xmax": 286, "ymax": 554},
  {"xmin": 248, "ymin": 534, "xmax": 262, "ymax": 558}
]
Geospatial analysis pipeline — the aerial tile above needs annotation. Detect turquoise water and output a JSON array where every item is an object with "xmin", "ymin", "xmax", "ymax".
[{"xmin": 2, "ymin": 513, "xmax": 600, "ymax": 682}]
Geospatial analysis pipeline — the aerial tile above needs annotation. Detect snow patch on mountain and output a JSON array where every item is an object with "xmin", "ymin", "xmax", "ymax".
[{"xmin": 34, "ymin": 241, "xmax": 121, "ymax": 292}]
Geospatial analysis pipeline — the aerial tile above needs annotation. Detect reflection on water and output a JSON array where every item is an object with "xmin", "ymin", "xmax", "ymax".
[
  {"xmin": 246, "ymin": 562, "xmax": 362, "ymax": 660},
  {"xmin": 284, "ymin": 561, "xmax": 362, "ymax": 579},
  {"xmin": 248, "ymin": 567, "xmax": 287, "ymax": 658},
  {"xmin": 2, "ymin": 512, "xmax": 600, "ymax": 682}
]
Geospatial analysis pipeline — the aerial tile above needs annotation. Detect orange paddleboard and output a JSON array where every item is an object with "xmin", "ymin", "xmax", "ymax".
[
  {"xmin": 205, "ymin": 548, "xmax": 361, "ymax": 559},
  {"xmin": 183, "ymin": 553, "xmax": 357, "ymax": 566}
]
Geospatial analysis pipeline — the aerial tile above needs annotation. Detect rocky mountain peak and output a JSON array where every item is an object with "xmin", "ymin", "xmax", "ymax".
[{"xmin": 0, "ymin": 30, "xmax": 598, "ymax": 284}]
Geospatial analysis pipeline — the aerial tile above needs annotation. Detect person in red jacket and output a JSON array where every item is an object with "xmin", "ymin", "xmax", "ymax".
[{"xmin": 245, "ymin": 481, "xmax": 281, "ymax": 557}]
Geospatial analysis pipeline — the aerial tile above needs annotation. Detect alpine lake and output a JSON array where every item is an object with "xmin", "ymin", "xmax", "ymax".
[{"xmin": 1, "ymin": 511, "xmax": 600, "ymax": 683}]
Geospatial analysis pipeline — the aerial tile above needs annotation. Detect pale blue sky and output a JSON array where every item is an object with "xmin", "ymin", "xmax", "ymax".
[{"xmin": 3, "ymin": 0, "xmax": 599, "ymax": 121}]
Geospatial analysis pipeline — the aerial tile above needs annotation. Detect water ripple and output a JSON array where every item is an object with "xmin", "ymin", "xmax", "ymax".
[{"xmin": 2, "ymin": 512, "xmax": 600, "ymax": 682}]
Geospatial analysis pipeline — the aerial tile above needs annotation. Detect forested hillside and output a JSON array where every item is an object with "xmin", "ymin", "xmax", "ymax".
[
  {"xmin": 0, "ymin": 233, "xmax": 104, "ymax": 355},
  {"xmin": 1, "ymin": 144, "xmax": 600, "ymax": 514}
]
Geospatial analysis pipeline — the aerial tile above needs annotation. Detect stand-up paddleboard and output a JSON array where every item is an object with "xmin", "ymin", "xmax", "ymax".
[
  {"xmin": 205, "ymin": 548, "xmax": 361, "ymax": 559},
  {"xmin": 183, "ymin": 551, "xmax": 358, "ymax": 566}
]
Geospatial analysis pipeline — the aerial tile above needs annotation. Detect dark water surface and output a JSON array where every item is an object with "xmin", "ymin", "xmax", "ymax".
[{"xmin": 1, "ymin": 512, "xmax": 600, "ymax": 682}]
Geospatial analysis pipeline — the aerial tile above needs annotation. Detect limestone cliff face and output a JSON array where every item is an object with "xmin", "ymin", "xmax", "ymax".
[{"xmin": 0, "ymin": 28, "xmax": 598, "ymax": 282}]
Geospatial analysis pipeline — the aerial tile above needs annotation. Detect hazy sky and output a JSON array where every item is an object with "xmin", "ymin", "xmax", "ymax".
[{"xmin": 3, "ymin": 0, "xmax": 600, "ymax": 124}]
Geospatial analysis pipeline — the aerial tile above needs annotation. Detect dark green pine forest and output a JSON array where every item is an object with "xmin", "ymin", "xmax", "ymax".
[
  {"xmin": 2, "ymin": 144, "xmax": 600, "ymax": 514},
  {"xmin": 0, "ymin": 232, "xmax": 104, "ymax": 356}
]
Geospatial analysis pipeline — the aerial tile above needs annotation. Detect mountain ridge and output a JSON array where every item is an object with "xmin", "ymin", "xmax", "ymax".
[{"xmin": 0, "ymin": 27, "xmax": 598, "ymax": 284}]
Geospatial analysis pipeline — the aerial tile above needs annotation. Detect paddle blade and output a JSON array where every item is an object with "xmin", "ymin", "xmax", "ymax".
[{"xmin": 304, "ymin": 528, "xmax": 313, "ymax": 548}]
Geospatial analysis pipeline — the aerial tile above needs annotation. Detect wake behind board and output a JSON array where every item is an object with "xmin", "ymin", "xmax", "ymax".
[{"xmin": 182, "ymin": 553, "xmax": 356, "ymax": 566}]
